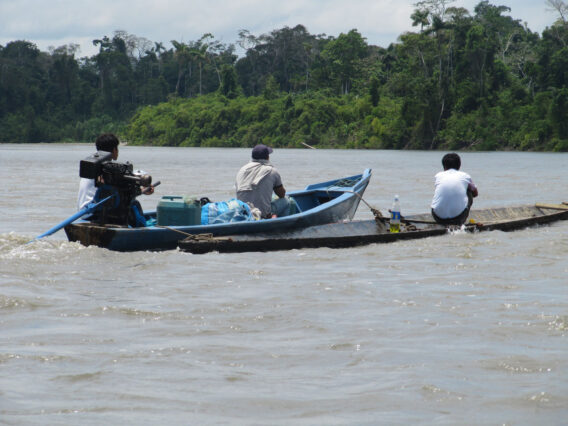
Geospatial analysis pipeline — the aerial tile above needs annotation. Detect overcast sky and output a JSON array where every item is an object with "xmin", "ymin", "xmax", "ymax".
[{"xmin": 0, "ymin": 0, "xmax": 558, "ymax": 57}]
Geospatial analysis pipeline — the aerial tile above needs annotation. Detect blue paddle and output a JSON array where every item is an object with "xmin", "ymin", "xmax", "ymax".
[{"xmin": 28, "ymin": 195, "xmax": 114, "ymax": 243}]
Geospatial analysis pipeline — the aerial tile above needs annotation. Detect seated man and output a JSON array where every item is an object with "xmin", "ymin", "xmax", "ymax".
[
  {"xmin": 77, "ymin": 133, "xmax": 119, "ymax": 211},
  {"xmin": 77, "ymin": 133, "xmax": 155, "ymax": 227},
  {"xmin": 431, "ymin": 152, "xmax": 478, "ymax": 225},
  {"xmin": 235, "ymin": 144, "xmax": 290, "ymax": 219}
]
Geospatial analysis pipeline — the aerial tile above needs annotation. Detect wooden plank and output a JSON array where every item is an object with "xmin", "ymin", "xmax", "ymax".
[
  {"xmin": 475, "ymin": 209, "xmax": 568, "ymax": 231},
  {"xmin": 535, "ymin": 203, "xmax": 568, "ymax": 210}
]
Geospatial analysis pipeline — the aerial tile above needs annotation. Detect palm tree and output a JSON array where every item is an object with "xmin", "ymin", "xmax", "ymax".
[
  {"xmin": 171, "ymin": 40, "xmax": 192, "ymax": 96},
  {"xmin": 191, "ymin": 34, "xmax": 214, "ymax": 95}
]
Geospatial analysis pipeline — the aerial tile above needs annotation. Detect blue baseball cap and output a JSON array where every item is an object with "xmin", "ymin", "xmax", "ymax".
[{"xmin": 251, "ymin": 144, "xmax": 273, "ymax": 160}]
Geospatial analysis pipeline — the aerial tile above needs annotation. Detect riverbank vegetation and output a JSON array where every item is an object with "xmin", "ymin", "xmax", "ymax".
[{"xmin": 2, "ymin": 0, "xmax": 568, "ymax": 151}]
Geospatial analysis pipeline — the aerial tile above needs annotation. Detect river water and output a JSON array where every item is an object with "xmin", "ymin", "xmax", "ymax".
[{"xmin": 1, "ymin": 144, "xmax": 567, "ymax": 425}]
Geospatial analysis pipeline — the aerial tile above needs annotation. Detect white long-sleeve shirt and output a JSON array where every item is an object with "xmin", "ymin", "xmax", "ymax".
[{"xmin": 77, "ymin": 178, "xmax": 97, "ymax": 210}]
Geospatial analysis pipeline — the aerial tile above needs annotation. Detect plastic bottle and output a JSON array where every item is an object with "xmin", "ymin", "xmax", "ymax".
[{"xmin": 390, "ymin": 195, "xmax": 401, "ymax": 233}]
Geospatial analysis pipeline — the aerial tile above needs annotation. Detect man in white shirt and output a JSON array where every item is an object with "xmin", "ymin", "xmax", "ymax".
[
  {"xmin": 431, "ymin": 153, "xmax": 478, "ymax": 225},
  {"xmin": 77, "ymin": 133, "xmax": 120, "ymax": 210},
  {"xmin": 77, "ymin": 133, "xmax": 154, "ymax": 211}
]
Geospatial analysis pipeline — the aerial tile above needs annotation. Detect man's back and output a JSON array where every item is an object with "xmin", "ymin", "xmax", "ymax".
[
  {"xmin": 431, "ymin": 169, "xmax": 473, "ymax": 219},
  {"xmin": 236, "ymin": 161, "xmax": 282, "ymax": 217}
]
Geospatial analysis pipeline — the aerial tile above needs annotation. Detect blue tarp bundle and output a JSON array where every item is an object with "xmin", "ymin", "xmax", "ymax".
[{"xmin": 201, "ymin": 199, "xmax": 253, "ymax": 224}]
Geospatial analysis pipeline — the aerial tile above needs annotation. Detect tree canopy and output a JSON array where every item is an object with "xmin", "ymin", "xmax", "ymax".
[{"xmin": 1, "ymin": 1, "xmax": 568, "ymax": 151}]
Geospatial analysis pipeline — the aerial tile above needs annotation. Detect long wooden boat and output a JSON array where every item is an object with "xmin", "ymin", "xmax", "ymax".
[
  {"xmin": 64, "ymin": 169, "xmax": 371, "ymax": 251},
  {"xmin": 177, "ymin": 202, "xmax": 568, "ymax": 254}
]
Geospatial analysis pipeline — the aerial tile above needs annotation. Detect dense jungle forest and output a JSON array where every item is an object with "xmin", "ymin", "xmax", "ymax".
[{"xmin": 2, "ymin": 0, "xmax": 568, "ymax": 151}]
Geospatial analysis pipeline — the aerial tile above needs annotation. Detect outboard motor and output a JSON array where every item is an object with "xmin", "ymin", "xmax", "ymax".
[{"xmin": 79, "ymin": 151, "xmax": 152, "ymax": 226}]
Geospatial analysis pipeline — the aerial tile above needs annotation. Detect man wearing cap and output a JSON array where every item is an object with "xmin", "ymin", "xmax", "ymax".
[{"xmin": 235, "ymin": 144, "xmax": 290, "ymax": 219}]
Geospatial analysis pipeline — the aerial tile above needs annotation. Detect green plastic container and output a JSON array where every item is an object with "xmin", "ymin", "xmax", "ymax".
[{"xmin": 157, "ymin": 195, "xmax": 201, "ymax": 226}]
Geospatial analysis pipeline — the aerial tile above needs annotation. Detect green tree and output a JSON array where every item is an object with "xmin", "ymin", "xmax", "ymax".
[
  {"xmin": 263, "ymin": 75, "xmax": 280, "ymax": 100},
  {"xmin": 171, "ymin": 40, "xmax": 192, "ymax": 96},
  {"xmin": 235, "ymin": 25, "xmax": 325, "ymax": 95},
  {"xmin": 369, "ymin": 76, "xmax": 380, "ymax": 106},
  {"xmin": 219, "ymin": 64, "xmax": 240, "ymax": 98},
  {"xmin": 191, "ymin": 33, "xmax": 214, "ymax": 95},
  {"xmin": 321, "ymin": 29, "xmax": 368, "ymax": 94},
  {"xmin": 550, "ymin": 87, "xmax": 568, "ymax": 139}
]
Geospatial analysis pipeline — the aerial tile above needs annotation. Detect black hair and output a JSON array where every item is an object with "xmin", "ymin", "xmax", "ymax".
[
  {"xmin": 442, "ymin": 153, "xmax": 461, "ymax": 170},
  {"xmin": 95, "ymin": 133, "xmax": 119, "ymax": 153}
]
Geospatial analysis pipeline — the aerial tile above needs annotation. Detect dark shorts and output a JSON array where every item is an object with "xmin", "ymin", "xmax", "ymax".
[
  {"xmin": 431, "ymin": 207, "xmax": 470, "ymax": 225},
  {"xmin": 432, "ymin": 191, "xmax": 474, "ymax": 226}
]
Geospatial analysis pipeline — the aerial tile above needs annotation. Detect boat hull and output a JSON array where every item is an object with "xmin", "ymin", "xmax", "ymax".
[
  {"xmin": 177, "ymin": 203, "xmax": 568, "ymax": 254},
  {"xmin": 65, "ymin": 169, "xmax": 372, "ymax": 251}
]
